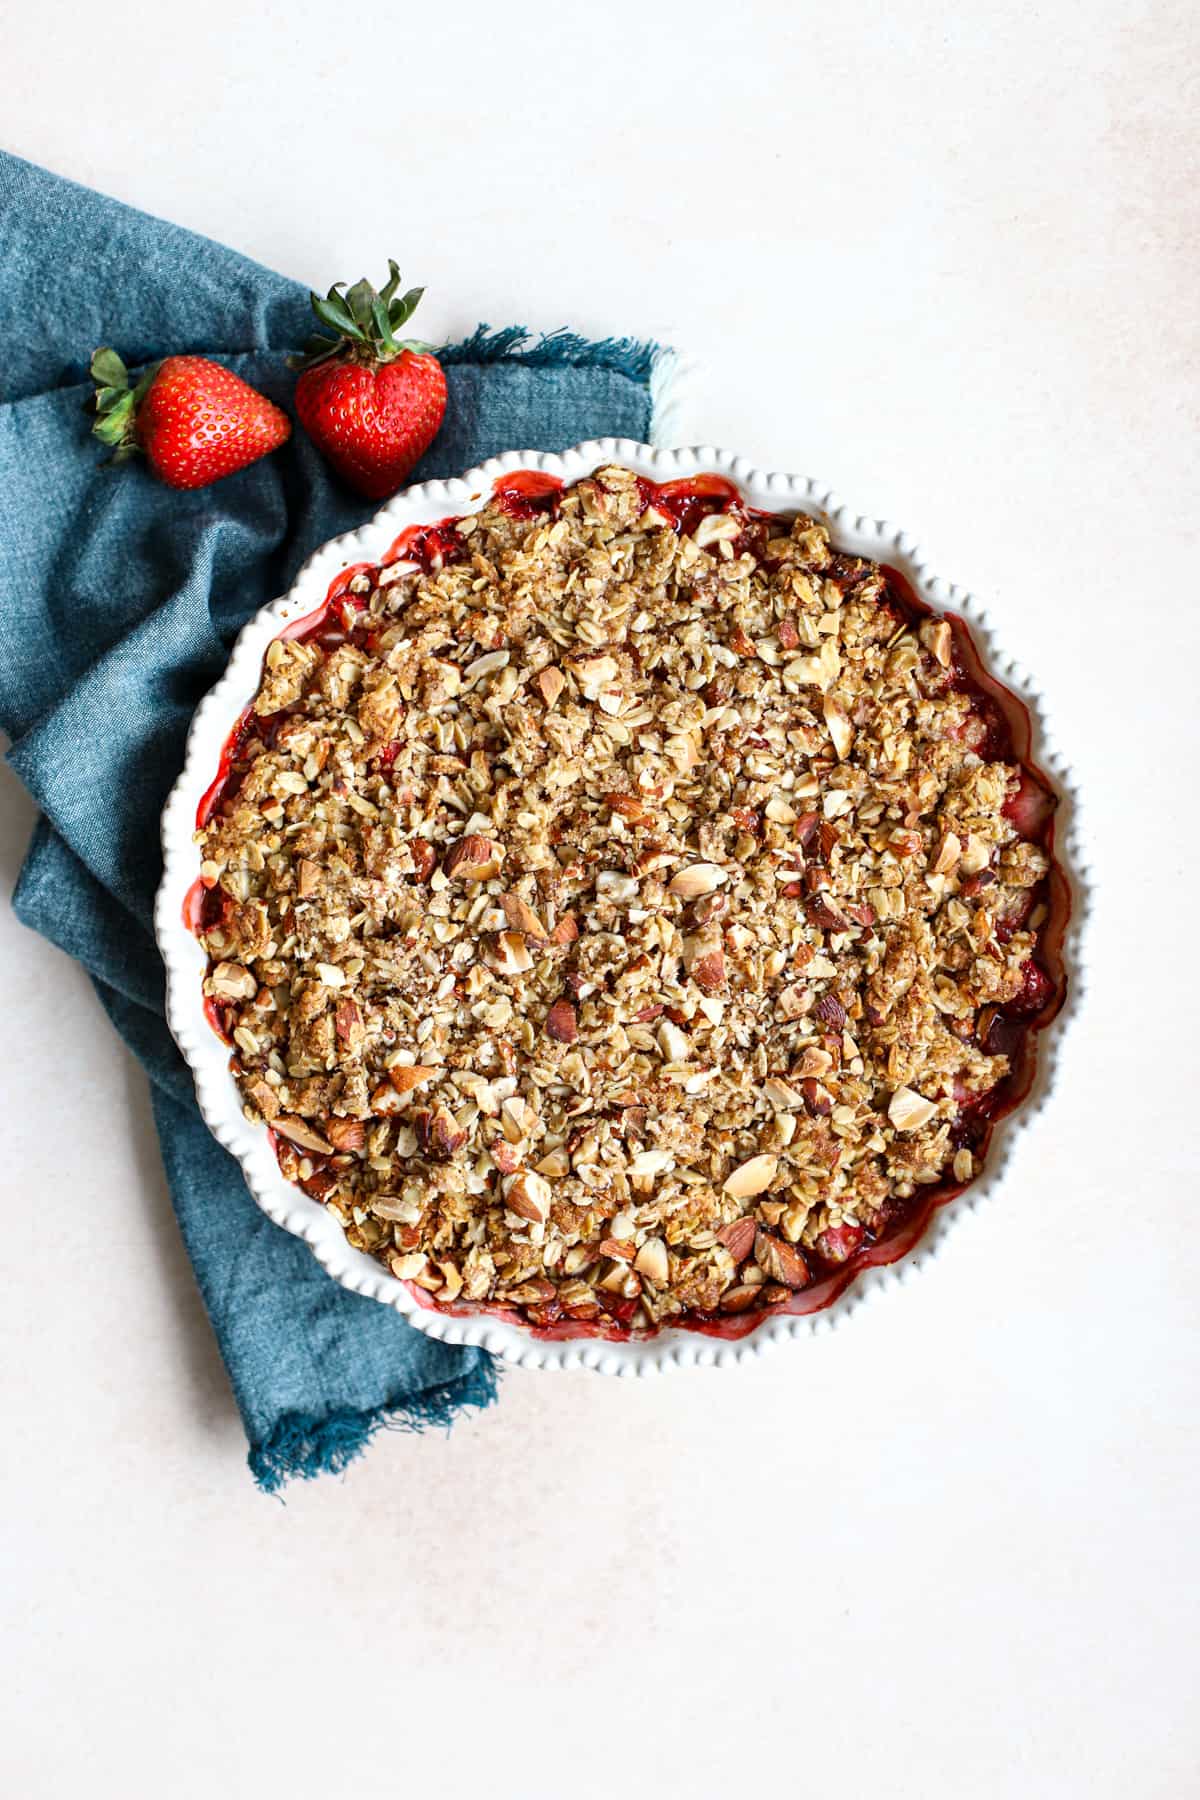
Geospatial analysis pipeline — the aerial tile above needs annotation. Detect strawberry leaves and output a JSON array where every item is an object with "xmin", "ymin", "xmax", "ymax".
[
  {"xmin": 89, "ymin": 347, "xmax": 158, "ymax": 462},
  {"xmin": 89, "ymin": 346, "xmax": 129, "ymax": 391},
  {"xmin": 289, "ymin": 260, "xmax": 431, "ymax": 371}
]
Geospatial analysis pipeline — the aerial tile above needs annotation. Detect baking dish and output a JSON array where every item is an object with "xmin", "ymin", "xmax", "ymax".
[{"xmin": 156, "ymin": 439, "xmax": 1084, "ymax": 1372}]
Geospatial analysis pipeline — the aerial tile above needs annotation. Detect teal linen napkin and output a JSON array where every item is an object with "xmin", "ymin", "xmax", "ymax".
[{"xmin": 0, "ymin": 150, "xmax": 668, "ymax": 1488}]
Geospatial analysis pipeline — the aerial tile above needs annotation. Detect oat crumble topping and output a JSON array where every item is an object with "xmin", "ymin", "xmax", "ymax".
[{"xmin": 192, "ymin": 465, "xmax": 1061, "ymax": 1335}]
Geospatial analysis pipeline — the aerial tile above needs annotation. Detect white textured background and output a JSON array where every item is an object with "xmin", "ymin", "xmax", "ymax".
[{"xmin": 3, "ymin": 2, "xmax": 1197, "ymax": 1795}]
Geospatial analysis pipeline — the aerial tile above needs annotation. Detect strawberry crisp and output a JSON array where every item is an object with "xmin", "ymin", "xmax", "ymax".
[{"xmin": 191, "ymin": 464, "xmax": 1065, "ymax": 1336}]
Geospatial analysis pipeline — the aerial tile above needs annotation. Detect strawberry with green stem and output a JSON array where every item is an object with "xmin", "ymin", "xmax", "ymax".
[
  {"xmin": 290, "ymin": 261, "xmax": 447, "ymax": 500},
  {"xmin": 89, "ymin": 349, "xmax": 290, "ymax": 489}
]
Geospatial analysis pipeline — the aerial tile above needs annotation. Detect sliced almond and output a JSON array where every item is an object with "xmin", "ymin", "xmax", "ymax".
[
  {"xmin": 960, "ymin": 833, "xmax": 991, "ymax": 875},
  {"xmin": 722, "ymin": 1153, "xmax": 778, "ymax": 1199},
  {"xmin": 334, "ymin": 999, "xmax": 363, "ymax": 1047},
  {"xmin": 536, "ymin": 665, "xmax": 565, "ymax": 708},
  {"xmin": 463, "ymin": 648, "xmax": 510, "ymax": 684},
  {"xmin": 534, "ymin": 1144, "xmax": 571, "ymax": 1179},
  {"xmin": 668, "ymin": 862, "xmax": 728, "ymax": 900},
  {"xmin": 805, "ymin": 893, "xmax": 850, "ymax": 932},
  {"xmin": 921, "ymin": 618, "xmax": 953, "ymax": 669},
  {"xmin": 888, "ymin": 1086, "xmax": 938, "ymax": 1132},
  {"xmin": 681, "ymin": 926, "xmax": 728, "ymax": 995},
  {"xmin": 778, "ymin": 983, "xmax": 813, "ymax": 1020},
  {"xmin": 596, "ymin": 870, "xmax": 639, "ymax": 903},
  {"xmin": 388, "ymin": 1063, "xmax": 439, "ymax": 1096},
  {"xmin": 490, "ymin": 1139, "xmax": 521, "ymax": 1176},
  {"xmin": 389, "ymin": 1251, "xmax": 428, "ymax": 1281},
  {"xmin": 370, "ymin": 1194, "xmax": 419, "ymax": 1223},
  {"xmin": 598, "ymin": 1262, "xmax": 639, "ymax": 1295},
  {"xmin": 436, "ymin": 1260, "xmax": 464, "ymax": 1302},
  {"xmin": 720, "ymin": 1283, "xmax": 765, "ymax": 1313},
  {"xmin": 693, "ymin": 511, "xmax": 741, "ymax": 548},
  {"xmin": 627, "ymin": 1148, "xmax": 675, "ymax": 1178},
  {"xmin": 245, "ymin": 1077, "xmax": 280, "ymax": 1121},
  {"xmin": 801, "ymin": 1078, "xmax": 834, "ymax": 1117},
  {"xmin": 823, "ymin": 693, "xmax": 854, "ymax": 760},
  {"xmin": 370, "ymin": 1082, "xmax": 407, "ymax": 1116},
  {"xmin": 501, "ymin": 1095, "xmax": 538, "ymax": 1143},
  {"xmin": 783, "ymin": 638, "xmax": 840, "ymax": 692},
  {"xmin": 274, "ymin": 1115, "xmax": 334, "ymax": 1154},
  {"xmin": 932, "ymin": 831, "xmax": 962, "ymax": 875},
  {"xmin": 408, "ymin": 837, "xmax": 437, "ymax": 882},
  {"xmin": 492, "ymin": 930, "xmax": 534, "ymax": 976},
  {"xmin": 657, "ymin": 1019, "xmax": 691, "ymax": 1063},
  {"xmin": 606, "ymin": 791, "xmax": 649, "ymax": 821}
]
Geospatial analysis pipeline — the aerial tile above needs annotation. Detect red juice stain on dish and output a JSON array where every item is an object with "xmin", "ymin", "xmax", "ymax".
[
  {"xmin": 491, "ymin": 470, "xmax": 565, "ymax": 518},
  {"xmin": 194, "ymin": 706, "xmax": 289, "ymax": 829},
  {"xmin": 202, "ymin": 996, "xmax": 234, "ymax": 1044},
  {"xmin": 383, "ymin": 516, "xmax": 468, "ymax": 572},
  {"xmin": 182, "ymin": 876, "xmax": 210, "ymax": 933},
  {"xmin": 188, "ymin": 468, "xmax": 1071, "ymax": 1338},
  {"xmin": 635, "ymin": 472, "xmax": 739, "ymax": 532}
]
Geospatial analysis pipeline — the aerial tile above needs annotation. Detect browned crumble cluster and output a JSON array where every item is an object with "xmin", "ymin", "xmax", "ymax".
[{"xmin": 194, "ymin": 465, "xmax": 1053, "ymax": 1333}]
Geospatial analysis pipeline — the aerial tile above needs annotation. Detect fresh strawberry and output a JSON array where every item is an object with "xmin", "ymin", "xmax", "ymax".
[
  {"xmin": 89, "ymin": 349, "xmax": 290, "ymax": 489},
  {"xmin": 290, "ymin": 262, "xmax": 446, "ymax": 500}
]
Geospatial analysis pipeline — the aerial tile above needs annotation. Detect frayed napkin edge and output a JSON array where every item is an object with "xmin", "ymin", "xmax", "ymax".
[{"xmin": 249, "ymin": 1354, "xmax": 503, "ymax": 1495}]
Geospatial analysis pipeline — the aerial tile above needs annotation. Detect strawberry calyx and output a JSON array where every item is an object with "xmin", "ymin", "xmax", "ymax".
[
  {"xmin": 288, "ymin": 261, "xmax": 433, "ymax": 373},
  {"xmin": 88, "ymin": 347, "xmax": 158, "ymax": 461}
]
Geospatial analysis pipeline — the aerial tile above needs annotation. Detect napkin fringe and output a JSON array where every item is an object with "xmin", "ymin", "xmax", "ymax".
[
  {"xmin": 440, "ymin": 323, "xmax": 662, "ymax": 381},
  {"xmin": 249, "ymin": 1355, "xmax": 502, "ymax": 1494}
]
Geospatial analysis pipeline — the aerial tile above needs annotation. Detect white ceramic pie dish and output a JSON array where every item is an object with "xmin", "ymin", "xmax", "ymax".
[{"xmin": 156, "ymin": 438, "xmax": 1085, "ymax": 1374}]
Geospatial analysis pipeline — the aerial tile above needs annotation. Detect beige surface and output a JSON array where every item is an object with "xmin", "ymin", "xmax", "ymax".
[{"xmin": 2, "ymin": 1, "xmax": 1197, "ymax": 1794}]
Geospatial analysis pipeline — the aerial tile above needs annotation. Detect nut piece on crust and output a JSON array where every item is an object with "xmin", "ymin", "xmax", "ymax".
[
  {"xmin": 444, "ymin": 834, "xmax": 504, "ymax": 880},
  {"xmin": 505, "ymin": 1169, "xmax": 552, "ymax": 1224},
  {"xmin": 668, "ymin": 863, "xmax": 728, "ymax": 900},
  {"xmin": 754, "ymin": 1230, "xmax": 810, "ymax": 1289},
  {"xmin": 545, "ymin": 998, "xmax": 578, "ymax": 1043},
  {"xmin": 501, "ymin": 892, "xmax": 548, "ymax": 939},
  {"xmin": 723, "ymin": 1154, "xmax": 778, "ymax": 1199},
  {"xmin": 888, "ymin": 1087, "xmax": 939, "ymax": 1132}
]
